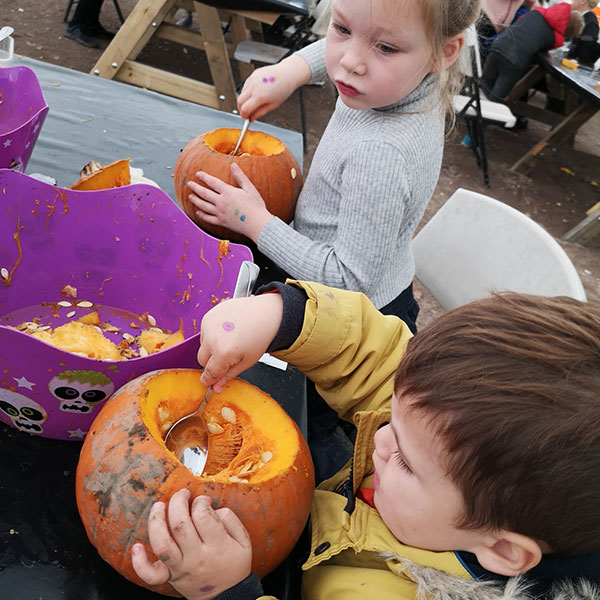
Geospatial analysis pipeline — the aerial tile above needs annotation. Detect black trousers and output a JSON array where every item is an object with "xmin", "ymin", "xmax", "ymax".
[
  {"xmin": 69, "ymin": 0, "xmax": 104, "ymax": 32},
  {"xmin": 480, "ymin": 51, "xmax": 531, "ymax": 103}
]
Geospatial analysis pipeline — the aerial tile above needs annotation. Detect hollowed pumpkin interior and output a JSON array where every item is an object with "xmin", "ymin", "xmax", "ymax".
[
  {"xmin": 140, "ymin": 371, "xmax": 298, "ymax": 483},
  {"xmin": 204, "ymin": 128, "xmax": 286, "ymax": 157},
  {"xmin": 71, "ymin": 158, "xmax": 131, "ymax": 190}
]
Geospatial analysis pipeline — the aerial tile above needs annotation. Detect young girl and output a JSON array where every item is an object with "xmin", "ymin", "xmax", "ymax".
[{"xmin": 187, "ymin": 0, "xmax": 479, "ymax": 331}]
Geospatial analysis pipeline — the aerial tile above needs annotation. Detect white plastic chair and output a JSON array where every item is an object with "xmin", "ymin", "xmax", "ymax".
[
  {"xmin": 412, "ymin": 188, "xmax": 587, "ymax": 310},
  {"xmin": 454, "ymin": 25, "xmax": 517, "ymax": 127}
]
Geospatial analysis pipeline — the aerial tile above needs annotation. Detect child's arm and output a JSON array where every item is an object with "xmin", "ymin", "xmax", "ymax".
[
  {"xmin": 237, "ymin": 53, "xmax": 311, "ymax": 122},
  {"xmin": 196, "ymin": 292, "xmax": 283, "ymax": 391},
  {"xmin": 198, "ymin": 281, "xmax": 412, "ymax": 420},
  {"xmin": 237, "ymin": 38, "xmax": 326, "ymax": 122},
  {"xmin": 131, "ymin": 489, "xmax": 254, "ymax": 600}
]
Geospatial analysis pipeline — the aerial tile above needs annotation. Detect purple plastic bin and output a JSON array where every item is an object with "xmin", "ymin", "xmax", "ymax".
[
  {"xmin": 0, "ymin": 170, "xmax": 253, "ymax": 440},
  {"xmin": 0, "ymin": 65, "xmax": 49, "ymax": 172}
]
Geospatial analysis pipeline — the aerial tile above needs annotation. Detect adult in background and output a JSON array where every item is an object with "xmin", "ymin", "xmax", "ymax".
[
  {"xmin": 480, "ymin": 2, "xmax": 584, "ymax": 102},
  {"xmin": 566, "ymin": 0, "xmax": 600, "ymax": 66},
  {"xmin": 64, "ymin": 0, "xmax": 114, "ymax": 49}
]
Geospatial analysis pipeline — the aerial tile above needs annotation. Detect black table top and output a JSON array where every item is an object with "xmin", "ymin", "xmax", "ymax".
[
  {"xmin": 200, "ymin": 0, "xmax": 308, "ymax": 16},
  {"xmin": 538, "ymin": 49, "xmax": 600, "ymax": 108}
]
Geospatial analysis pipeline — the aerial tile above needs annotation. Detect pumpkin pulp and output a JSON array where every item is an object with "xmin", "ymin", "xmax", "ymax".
[{"xmin": 141, "ymin": 370, "xmax": 301, "ymax": 482}]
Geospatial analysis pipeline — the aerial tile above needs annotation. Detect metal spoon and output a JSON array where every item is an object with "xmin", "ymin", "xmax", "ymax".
[
  {"xmin": 230, "ymin": 119, "xmax": 250, "ymax": 156},
  {"xmin": 164, "ymin": 260, "xmax": 260, "ymax": 476},
  {"xmin": 164, "ymin": 385, "xmax": 213, "ymax": 477}
]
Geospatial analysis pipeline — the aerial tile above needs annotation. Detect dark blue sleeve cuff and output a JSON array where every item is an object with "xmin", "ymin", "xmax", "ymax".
[
  {"xmin": 213, "ymin": 572, "xmax": 264, "ymax": 600},
  {"xmin": 256, "ymin": 281, "xmax": 308, "ymax": 352}
]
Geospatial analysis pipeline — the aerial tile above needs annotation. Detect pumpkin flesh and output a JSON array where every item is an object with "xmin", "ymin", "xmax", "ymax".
[
  {"xmin": 71, "ymin": 158, "xmax": 131, "ymax": 190},
  {"xmin": 75, "ymin": 369, "xmax": 314, "ymax": 596}
]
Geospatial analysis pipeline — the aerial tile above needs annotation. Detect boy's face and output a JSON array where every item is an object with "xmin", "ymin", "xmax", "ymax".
[
  {"xmin": 325, "ymin": 0, "xmax": 435, "ymax": 110},
  {"xmin": 372, "ymin": 395, "xmax": 486, "ymax": 552}
]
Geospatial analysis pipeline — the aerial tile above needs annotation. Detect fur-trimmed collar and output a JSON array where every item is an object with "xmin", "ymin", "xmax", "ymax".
[{"xmin": 382, "ymin": 554, "xmax": 600, "ymax": 600}]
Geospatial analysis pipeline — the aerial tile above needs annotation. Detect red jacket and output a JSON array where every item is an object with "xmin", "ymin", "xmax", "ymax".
[{"xmin": 533, "ymin": 2, "xmax": 572, "ymax": 48}]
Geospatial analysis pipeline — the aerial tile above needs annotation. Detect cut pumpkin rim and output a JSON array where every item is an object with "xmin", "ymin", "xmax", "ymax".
[{"xmin": 203, "ymin": 128, "xmax": 287, "ymax": 157}]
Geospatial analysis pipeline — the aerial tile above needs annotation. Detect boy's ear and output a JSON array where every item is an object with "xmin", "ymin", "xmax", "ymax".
[
  {"xmin": 473, "ymin": 531, "xmax": 543, "ymax": 576},
  {"xmin": 432, "ymin": 34, "xmax": 465, "ymax": 72}
]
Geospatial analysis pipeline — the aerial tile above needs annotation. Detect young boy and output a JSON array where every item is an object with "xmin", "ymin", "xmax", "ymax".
[{"xmin": 132, "ymin": 281, "xmax": 600, "ymax": 600}]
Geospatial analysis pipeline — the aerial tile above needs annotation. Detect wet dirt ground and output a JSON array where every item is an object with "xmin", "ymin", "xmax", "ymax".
[{"xmin": 6, "ymin": 0, "xmax": 600, "ymax": 324}]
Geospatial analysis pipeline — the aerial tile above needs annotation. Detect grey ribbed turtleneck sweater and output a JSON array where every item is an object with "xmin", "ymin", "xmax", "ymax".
[{"xmin": 257, "ymin": 38, "xmax": 445, "ymax": 309}]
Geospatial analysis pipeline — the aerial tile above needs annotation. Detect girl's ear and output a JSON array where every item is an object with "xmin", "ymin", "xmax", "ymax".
[{"xmin": 432, "ymin": 33, "xmax": 465, "ymax": 73}]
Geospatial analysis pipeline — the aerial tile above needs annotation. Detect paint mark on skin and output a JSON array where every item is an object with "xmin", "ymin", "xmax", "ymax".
[
  {"xmin": 222, "ymin": 321, "xmax": 235, "ymax": 332},
  {"xmin": 233, "ymin": 208, "xmax": 239, "ymax": 216},
  {"xmin": 240, "ymin": 215, "xmax": 246, "ymax": 222},
  {"xmin": 200, "ymin": 585, "xmax": 216, "ymax": 593},
  {"xmin": 262, "ymin": 76, "xmax": 276, "ymax": 83}
]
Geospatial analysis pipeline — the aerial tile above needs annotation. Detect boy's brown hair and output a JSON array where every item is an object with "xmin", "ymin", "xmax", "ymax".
[{"xmin": 394, "ymin": 293, "xmax": 600, "ymax": 554}]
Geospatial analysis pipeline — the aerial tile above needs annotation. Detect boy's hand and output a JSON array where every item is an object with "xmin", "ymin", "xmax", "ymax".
[
  {"xmin": 197, "ymin": 293, "xmax": 283, "ymax": 391},
  {"xmin": 187, "ymin": 163, "xmax": 272, "ymax": 243},
  {"xmin": 237, "ymin": 54, "xmax": 311, "ymax": 121},
  {"xmin": 131, "ymin": 489, "xmax": 252, "ymax": 600}
]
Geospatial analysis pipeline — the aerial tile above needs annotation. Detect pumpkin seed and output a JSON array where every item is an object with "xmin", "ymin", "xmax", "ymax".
[
  {"xmin": 77, "ymin": 301, "xmax": 93, "ymax": 308},
  {"xmin": 221, "ymin": 406, "xmax": 236, "ymax": 423},
  {"xmin": 36, "ymin": 325, "xmax": 51, "ymax": 331},
  {"xmin": 291, "ymin": 168, "xmax": 297, "ymax": 180},
  {"xmin": 207, "ymin": 422, "xmax": 224, "ymax": 434},
  {"xmin": 147, "ymin": 314, "xmax": 157, "ymax": 327},
  {"xmin": 1, "ymin": 267, "xmax": 9, "ymax": 280},
  {"xmin": 66, "ymin": 310, "xmax": 76, "ymax": 318},
  {"xmin": 261, "ymin": 451, "xmax": 273, "ymax": 463},
  {"xmin": 122, "ymin": 333, "xmax": 135, "ymax": 342},
  {"xmin": 237, "ymin": 462, "xmax": 256, "ymax": 476},
  {"xmin": 57, "ymin": 300, "xmax": 72, "ymax": 307},
  {"xmin": 139, "ymin": 346, "xmax": 149, "ymax": 357},
  {"xmin": 157, "ymin": 405, "xmax": 170, "ymax": 425},
  {"xmin": 228, "ymin": 476, "xmax": 248, "ymax": 483}
]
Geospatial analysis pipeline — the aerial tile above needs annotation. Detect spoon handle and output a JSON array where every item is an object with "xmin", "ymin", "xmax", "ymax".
[{"xmin": 231, "ymin": 119, "xmax": 250, "ymax": 156}]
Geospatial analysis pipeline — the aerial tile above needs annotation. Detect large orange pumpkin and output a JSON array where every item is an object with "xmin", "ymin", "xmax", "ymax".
[
  {"xmin": 173, "ymin": 128, "xmax": 303, "ymax": 243},
  {"xmin": 75, "ymin": 369, "xmax": 314, "ymax": 596}
]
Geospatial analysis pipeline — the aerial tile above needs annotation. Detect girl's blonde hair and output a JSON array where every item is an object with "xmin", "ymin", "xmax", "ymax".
[
  {"xmin": 418, "ymin": 0, "xmax": 482, "ymax": 117},
  {"xmin": 381, "ymin": 0, "xmax": 481, "ymax": 117}
]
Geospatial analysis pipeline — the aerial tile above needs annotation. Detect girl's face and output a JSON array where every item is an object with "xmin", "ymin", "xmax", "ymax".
[
  {"xmin": 372, "ymin": 394, "xmax": 488, "ymax": 552},
  {"xmin": 325, "ymin": 0, "xmax": 436, "ymax": 109}
]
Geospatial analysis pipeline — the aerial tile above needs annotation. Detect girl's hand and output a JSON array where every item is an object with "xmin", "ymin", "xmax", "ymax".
[
  {"xmin": 237, "ymin": 54, "xmax": 311, "ymax": 121},
  {"xmin": 187, "ymin": 163, "xmax": 272, "ymax": 243},
  {"xmin": 131, "ymin": 489, "xmax": 252, "ymax": 600},
  {"xmin": 197, "ymin": 293, "xmax": 283, "ymax": 391}
]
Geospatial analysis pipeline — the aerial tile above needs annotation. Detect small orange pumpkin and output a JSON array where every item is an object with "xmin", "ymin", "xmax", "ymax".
[
  {"xmin": 71, "ymin": 158, "xmax": 131, "ymax": 190},
  {"xmin": 173, "ymin": 128, "xmax": 303, "ymax": 243},
  {"xmin": 75, "ymin": 369, "xmax": 314, "ymax": 596}
]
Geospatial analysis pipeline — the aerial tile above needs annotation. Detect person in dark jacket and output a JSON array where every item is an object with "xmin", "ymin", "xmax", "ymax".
[
  {"xmin": 566, "ymin": 0, "xmax": 600, "ymax": 66},
  {"xmin": 480, "ymin": 2, "xmax": 583, "ymax": 102},
  {"xmin": 64, "ymin": 0, "xmax": 114, "ymax": 49}
]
